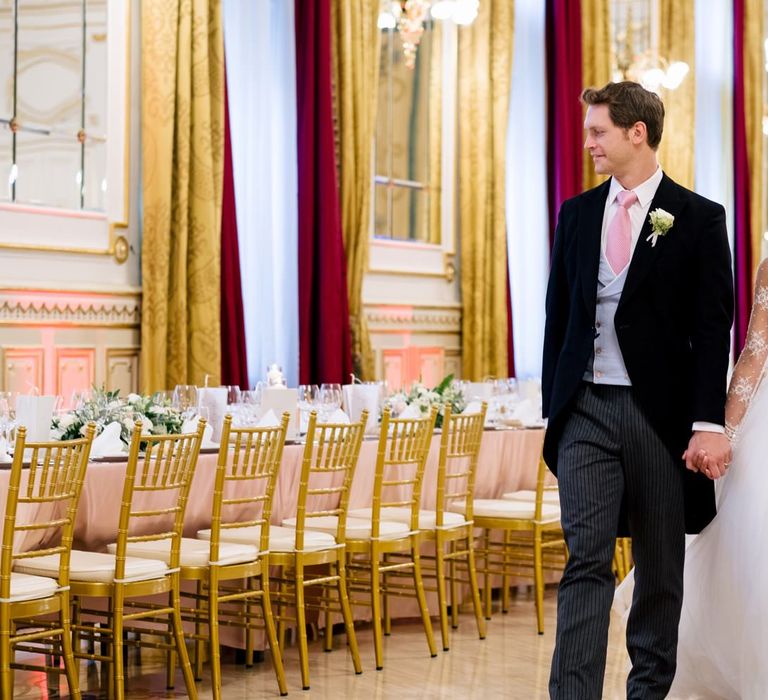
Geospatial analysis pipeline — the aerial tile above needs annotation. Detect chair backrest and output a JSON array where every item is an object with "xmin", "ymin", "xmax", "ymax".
[
  {"xmin": 372, "ymin": 406, "xmax": 437, "ymax": 536},
  {"xmin": 293, "ymin": 411, "xmax": 367, "ymax": 551},
  {"xmin": 209, "ymin": 412, "xmax": 290, "ymax": 561},
  {"xmin": 111, "ymin": 420, "xmax": 205, "ymax": 581},
  {"xmin": 0, "ymin": 423, "xmax": 96, "ymax": 601},
  {"xmin": 435, "ymin": 403, "xmax": 487, "ymax": 526}
]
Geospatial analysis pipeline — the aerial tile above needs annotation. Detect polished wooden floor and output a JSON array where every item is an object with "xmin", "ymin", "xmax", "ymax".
[{"xmin": 12, "ymin": 587, "xmax": 631, "ymax": 699}]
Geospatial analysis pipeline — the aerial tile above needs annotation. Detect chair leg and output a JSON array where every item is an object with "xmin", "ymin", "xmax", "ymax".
[
  {"xmin": 449, "ymin": 543, "xmax": 459, "ymax": 630},
  {"xmin": 534, "ymin": 531, "xmax": 545, "ymax": 635},
  {"xmin": 165, "ymin": 608, "xmax": 176, "ymax": 689},
  {"xmin": 466, "ymin": 532, "xmax": 486, "ymax": 640},
  {"xmin": 412, "ymin": 542, "xmax": 437, "ymax": 658},
  {"xmin": 246, "ymin": 577, "xmax": 256, "ymax": 666},
  {"xmin": 501, "ymin": 530, "xmax": 511, "ymax": 613},
  {"xmin": 208, "ymin": 572, "xmax": 221, "ymax": 700},
  {"xmin": 0, "ymin": 607, "xmax": 14, "ymax": 700},
  {"xmin": 435, "ymin": 536, "xmax": 450, "ymax": 652},
  {"xmin": 323, "ymin": 601, "xmax": 333, "ymax": 653},
  {"xmin": 482, "ymin": 530, "xmax": 492, "ymax": 620},
  {"xmin": 277, "ymin": 576, "xmax": 287, "ymax": 652},
  {"xmin": 370, "ymin": 553, "xmax": 384, "ymax": 670},
  {"xmin": 171, "ymin": 579, "xmax": 198, "ymax": 700},
  {"xmin": 337, "ymin": 558, "xmax": 362, "ymax": 675},
  {"xmin": 295, "ymin": 573, "xmax": 311, "ymax": 690},
  {"xmin": 60, "ymin": 595, "xmax": 82, "ymax": 700},
  {"xmin": 112, "ymin": 591, "xmax": 125, "ymax": 700},
  {"xmin": 194, "ymin": 580, "xmax": 205, "ymax": 681},
  {"xmin": 261, "ymin": 574, "xmax": 288, "ymax": 697},
  {"xmin": 382, "ymin": 553, "xmax": 391, "ymax": 636}
]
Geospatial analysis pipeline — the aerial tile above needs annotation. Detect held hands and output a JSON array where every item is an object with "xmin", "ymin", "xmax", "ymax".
[{"xmin": 683, "ymin": 431, "xmax": 732, "ymax": 480}]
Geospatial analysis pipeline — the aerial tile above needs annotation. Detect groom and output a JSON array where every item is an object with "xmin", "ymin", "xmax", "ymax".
[{"xmin": 542, "ymin": 81, "xmax": 734, "ymax": 699}]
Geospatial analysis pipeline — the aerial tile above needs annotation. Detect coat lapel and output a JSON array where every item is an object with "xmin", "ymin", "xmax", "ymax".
[
  {"xmin": 619, "ymin": 173, "xmax": 684, "ymax": 308},
  {"xmin": 579, "ymin": 180, "xmax": 611, "ymax": 314}
]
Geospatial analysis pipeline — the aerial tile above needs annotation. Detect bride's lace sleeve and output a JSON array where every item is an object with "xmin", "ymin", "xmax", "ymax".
[{"xmin": 725, "ymin": 260, "xmax": 768, "ymax": 439}]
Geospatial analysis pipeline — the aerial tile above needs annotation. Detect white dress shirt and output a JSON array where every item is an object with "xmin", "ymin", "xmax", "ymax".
[{"xmin": 602, "ymin": 166, "xmax": 723, "ymax": 435}]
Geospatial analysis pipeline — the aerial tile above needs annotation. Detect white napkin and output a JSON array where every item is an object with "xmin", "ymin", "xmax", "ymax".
[
  {"xmin": 509, "ymin": 399, "xmax": 543, "ymax": 427},
  {"xmin": 318, "ymin": 408, "xmax": 350, "ymax": 425},
  {"xmin": 397, "ymin": 404, "xmax": 422, "ymax": 420},
  {"xmin": 462, "ymin": 401, "xmax": 483, "ymax": 415},
  {"xmin": 90, "ymin": 422, "xmax": 125, "ymax": 458},
  {"xmin": 256, "ymin": 409, "xmax": 280, "ymax": 428},
  {"xmin": 181, "ymin": 416, "xmax": 216, "ymax": 446},
  {"xmin": 342, "ymin": 384, "xmax": 380, "ymax": 433}
]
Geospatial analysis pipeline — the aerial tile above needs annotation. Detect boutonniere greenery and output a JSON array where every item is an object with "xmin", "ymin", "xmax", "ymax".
[{"xmin": 646, "ymin": 208, "xmax": 675, "ymax": 247}]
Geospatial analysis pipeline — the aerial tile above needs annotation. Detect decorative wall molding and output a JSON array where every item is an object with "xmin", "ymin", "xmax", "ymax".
[
  {"xmin": 365, "ymin": 304, "xmax": 461, "ymax": 334},
  {"xmin": 0, "ymin": 287, "xmax": 141, "ymax": 327}
]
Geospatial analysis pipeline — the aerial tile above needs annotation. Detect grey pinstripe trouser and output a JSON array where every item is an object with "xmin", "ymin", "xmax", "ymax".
[{"xmin": 549, "ymin": 383, "xmax": 686, "ymax": 700}]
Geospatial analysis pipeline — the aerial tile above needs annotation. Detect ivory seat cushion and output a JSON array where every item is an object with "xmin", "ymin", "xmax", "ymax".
[
  {"xmin": 348, "ymin": 507, "xmax": 467, "ymax": 530},
  {"xmin": 501, "ymin": 490, "xmax": 560, "ymax": 505},
  {"xmin": 282, "ymin": 516, "xmax": 411, "ymax": 541},
  {"xmin": 106, "ymin": 538, "xmax": 259, "ymax": 568},
  {"xmin": 14, "ymin": 550, "xmax": 168, "ymax": 584},
  {"xmin": 4, "ymin": 572, "xmax": 58, "ymax": 602},
  {"xmin": 450, "ymin": 499, "xmax": 561, "ymax": 523},
  {"xmin": 197, "ymin": 524, "xmax": 336, "ymax": 553}
]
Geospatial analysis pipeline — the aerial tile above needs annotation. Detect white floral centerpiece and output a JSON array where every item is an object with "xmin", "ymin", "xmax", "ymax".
[
  {"xmin": 50, "ymin": 388, "xmax": 184, "ymax": 447},
  {"xmin": 385, "ymin": 374, "xmax": 466, "ymax": 428}
]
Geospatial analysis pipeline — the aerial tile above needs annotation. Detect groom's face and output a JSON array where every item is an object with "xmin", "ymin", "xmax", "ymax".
[{"xmin": 583, "ymin": 104, "xmax": 635, "ymax": 177}]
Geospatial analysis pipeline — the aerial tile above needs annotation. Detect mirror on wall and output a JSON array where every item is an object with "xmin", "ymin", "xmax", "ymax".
[
  {"xmin": 0, "ymin": 0, "xmax": 107, "ymax": 212},
  {"xmin": 374, "ymin": 20, "xmax": 441, "ymax": 245}
]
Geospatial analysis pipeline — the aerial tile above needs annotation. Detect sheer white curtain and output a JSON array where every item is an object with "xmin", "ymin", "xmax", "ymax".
[
  {"xmin": 505, "ymin": 0, "xmax": 549, "ymax": 379},
  {"xmin": 694, "ymin": 0, "xmax": 734, "ymax": 251},
  {"xmin": 223, "ymin": 0, "xmax": 299, "ymax": 388}
]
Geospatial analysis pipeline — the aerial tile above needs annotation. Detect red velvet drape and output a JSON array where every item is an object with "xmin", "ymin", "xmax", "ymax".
[
  {"xmin": 220, "ymin": 74, "xmax": 249, "ymax": 388},
  {"xmin": 546, "ymin": 0, "xmax": 583, "ymax": 250},
  {"xmin": 732, "ymin": 0, "xmax": 753, "ymax": 355},
  {"xmin": 294, "ymin": 0, "xmax": 353, "ymax": 385}
]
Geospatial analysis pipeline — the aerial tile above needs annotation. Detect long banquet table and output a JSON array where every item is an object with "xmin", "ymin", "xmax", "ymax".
[{"xmin": 1, "ymin": 427, "xmax": 547, "ymax": 647}]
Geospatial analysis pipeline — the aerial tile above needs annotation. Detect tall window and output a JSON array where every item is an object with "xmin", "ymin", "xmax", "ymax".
[{"xmin": 373, "ymin": 21, "xmax": 440, "ymax": 244}]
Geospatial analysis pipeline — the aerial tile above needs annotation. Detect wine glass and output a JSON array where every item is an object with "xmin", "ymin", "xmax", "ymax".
[
  {"xmin": 318, "ymin": 384, "xmax": 342, "ymax": 421},
  {"xmin": 70, "ymin": 389, "xmax": 91, "ymax": 410},
  {"xmin": 0, "ymin": 392, "xmax": 17, "ymax": 452},
  {"xmin": 297, "ymin": 384, "xmax": 319, "ymax": 433},
  {"xmin": 221, "ymin": 385, "xmax": 242, "ymax": 405},
  {"xmin": 172, "ymin": 385, "xmax": 198, "ymax": 419}
]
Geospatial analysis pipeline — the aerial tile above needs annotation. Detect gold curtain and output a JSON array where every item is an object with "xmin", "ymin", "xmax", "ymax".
[
  {"xmin": 331, "ymin": 0, "xmax": 381, "ymax": 380},
  {"xmin": 658, "ymin": 0, "xmax": 695, "ymax": 188},
  {"xmin": 428, "ymin": 24, "xmax": 443, "ymax": 245},
  {"xmin": 745, "ymin": 0, "xmax": 764, "ymax": 283},
  {"xmin": 458, "ymin": 0, "xmax": 514, "ymax": 380},
  {"xmin": 141, "ymin": 0, "xmax": 224, "ymax": 392},
  {"xmin": 581, "ymin": 0, "xmax": 612, "ymax": 191}
]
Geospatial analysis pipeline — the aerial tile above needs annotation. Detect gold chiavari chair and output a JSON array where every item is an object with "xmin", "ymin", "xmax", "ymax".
[
  {"xmin": 273, "ymin": 411, "xmax": 367, "ymax": 690},
  {"xmin": 188, "ymin": 413, "xmax": 290, "ymax": 697},
  {"xmin": 16, "ymin": 420, "xmax": 205, "ymax": 700},
  {"xmin": 383, "ymin": 406, "xmax": 489, "ymax": 652},
  {"xmin": 119, "ymin": 413, "xmax": 291, "ymax": 698},
  {"xmin": 0, "ymin": 423, "xmax": 95, "ymax": 699},
  {"xmin": 470, "ymin": 455, "xmax": 567, "ymax": 634},
  {"xmin": 344, "ymin": 406, "xmax": 438, "ymax": 670}
]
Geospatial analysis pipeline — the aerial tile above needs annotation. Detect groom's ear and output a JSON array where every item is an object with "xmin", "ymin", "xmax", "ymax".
[{"xmin": 628, "ymin": 120, "xmax": 648, "ymax": 146}]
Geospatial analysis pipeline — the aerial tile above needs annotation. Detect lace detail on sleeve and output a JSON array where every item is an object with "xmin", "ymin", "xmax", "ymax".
[{"xmin": 725, "ymin": 262, "xmax": 768, "ymax": 441}]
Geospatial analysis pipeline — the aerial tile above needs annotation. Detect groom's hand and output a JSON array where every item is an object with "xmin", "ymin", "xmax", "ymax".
[{"xmin": 683, "ymin": 431, "xmax": 732, "ymax": 479}]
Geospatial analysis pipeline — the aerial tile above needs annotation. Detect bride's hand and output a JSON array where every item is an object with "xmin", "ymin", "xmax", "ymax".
[{"xmin": 683, "ymin": 431, "xmax": 732, "ymax": 479}]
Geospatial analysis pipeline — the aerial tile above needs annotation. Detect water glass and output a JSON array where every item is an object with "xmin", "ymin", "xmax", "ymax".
[
  {"xmin": 172, "ymin": 385, "xmax": 198, "ymax": 418},
  {"xmin": 318, "ymin": 384, "xmax": 342, "ymax": 421},
  {"xmin": 221, "ymin": 385, "xmax": 242, "ymax": 405}
]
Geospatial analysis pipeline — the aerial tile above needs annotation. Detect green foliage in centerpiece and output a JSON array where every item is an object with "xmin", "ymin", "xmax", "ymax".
[
  {"xmin": 50, "ymin": 388, "xmax": 184, "ymax": 446},
  {"xmin": 385, "ymin": 374, "xmax": 466, "ymax": 428}
]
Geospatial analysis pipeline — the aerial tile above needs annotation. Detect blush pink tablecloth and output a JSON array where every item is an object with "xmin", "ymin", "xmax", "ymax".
[{"xmin": 0, "ymin": 428, "xmax": 546, "ymax": 647}]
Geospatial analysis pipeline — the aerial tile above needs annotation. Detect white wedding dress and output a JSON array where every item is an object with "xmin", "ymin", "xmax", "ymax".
[{"xmin": 614, "ymin": 259, "xmax": 768, "ymax": 700}]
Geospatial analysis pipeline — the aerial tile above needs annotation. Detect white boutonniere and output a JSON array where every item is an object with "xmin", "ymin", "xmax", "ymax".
[{"xmin": 646, "ymin": 208, "xmax": 675, "ymax": 247}]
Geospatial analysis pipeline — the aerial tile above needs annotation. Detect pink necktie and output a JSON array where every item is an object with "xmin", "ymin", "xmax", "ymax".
[{"xmin": 605, "ymin": 190, "xmax": 638, "ymax": 274}]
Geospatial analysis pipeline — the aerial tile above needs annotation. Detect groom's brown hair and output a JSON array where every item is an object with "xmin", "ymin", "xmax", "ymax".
[{"xmin": 582, "ymin": 81, "xmax": 665, "ymax": 150}]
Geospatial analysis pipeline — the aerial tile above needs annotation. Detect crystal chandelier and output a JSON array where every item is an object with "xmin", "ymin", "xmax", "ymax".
[{"xmin": 377, "ymin": 0, "xmax": 480, "ymax": 69}]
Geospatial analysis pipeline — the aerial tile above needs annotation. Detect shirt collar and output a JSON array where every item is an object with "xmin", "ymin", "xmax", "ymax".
[{"xmin": 608, "ymin": 165, "xmax": 663, "ymax": 208}]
